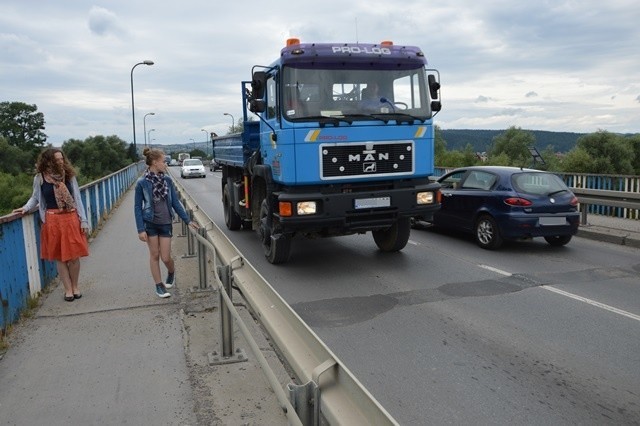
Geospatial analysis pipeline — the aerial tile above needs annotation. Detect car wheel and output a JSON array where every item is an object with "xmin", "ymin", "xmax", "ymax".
[
  {"xmin": 474, "ymin": 215, "xmax": 503, "ymax": 249},
  {"xmin": 372, "ymin": 217, "xmax": 411, "ymax": 252},
  {"xmin": 544, "ymin": 235, "xmax": 572, "ymax": 246}
]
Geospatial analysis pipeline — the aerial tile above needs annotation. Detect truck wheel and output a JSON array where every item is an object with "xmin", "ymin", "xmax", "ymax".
[
  {"xmin": 223, "ymin": 185, "xmax": 241, "ymax": 230},
  {"xmin": 372, "ymin": 217, "xmax": 411, "ymax": 252},
  {"xmin": 259, "ymin": 200, "xmax": 291, "ymax": 264}
]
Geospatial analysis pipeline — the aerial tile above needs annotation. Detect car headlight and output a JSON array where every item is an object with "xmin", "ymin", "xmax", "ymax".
[
  {"xmin": 417, "ymin": 191, "xmax": 434, "ymax": 205},
  {"xmin": 297, "ymin": 201, "xmax": 317, "ymax": 215}
]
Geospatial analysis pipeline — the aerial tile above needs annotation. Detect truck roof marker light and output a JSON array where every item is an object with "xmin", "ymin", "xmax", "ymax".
[
  {"xmin": 286, "ymin": 38, "xmax": 301, "ymax": 46},
  {"xmin": 381, "ymin": 40, "xmax": 393, "ymax": 46}
]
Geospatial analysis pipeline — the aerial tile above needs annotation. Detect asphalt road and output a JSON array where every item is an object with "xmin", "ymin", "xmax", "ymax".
[{"xmin": 176, "ymin": 167, "xmax": 640, "ymax": 425}]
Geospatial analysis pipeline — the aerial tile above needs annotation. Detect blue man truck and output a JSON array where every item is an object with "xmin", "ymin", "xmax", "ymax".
[{"xmin": 213, "ymin": 38, "xmax": 442, "ymax": 264}]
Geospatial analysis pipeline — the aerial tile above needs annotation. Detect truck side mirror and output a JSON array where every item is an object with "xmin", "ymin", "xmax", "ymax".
[
  {"xmin": 431, "ymin": 101, "xmax": 442, "ymax": 112},
  {"xmin": 249, "ymin": 99, "xmax": 266, "ymax": 113},
  {"xmin": 428, "ymin": 74, "xmax": 440, "ymax": 100},
  {"xmin": 252, "ymin": 71, "xmax": 267, "ymax": 99}
]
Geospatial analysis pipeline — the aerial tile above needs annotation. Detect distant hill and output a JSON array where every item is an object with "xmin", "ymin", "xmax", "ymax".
[{"xmin": 441, "ymin": 129, "xmax": 586, "ymax": 153}]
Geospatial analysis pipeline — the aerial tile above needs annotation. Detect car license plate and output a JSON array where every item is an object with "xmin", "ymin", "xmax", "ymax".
[
  {"xmin": 354, "ymin": 197, "xmax": 390, "ymax": 209},
  {"xmin": 539, "ymin": 216, "xmax": 566, "ymax": 226}
]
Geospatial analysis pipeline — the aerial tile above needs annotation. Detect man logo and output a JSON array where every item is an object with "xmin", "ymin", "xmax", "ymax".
[{"xmin": 363, "ymin": 162, "xmax": 377, "ymax": 173}]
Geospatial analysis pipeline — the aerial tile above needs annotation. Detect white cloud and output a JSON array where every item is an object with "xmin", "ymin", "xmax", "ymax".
[{"xmin": 0, "ymin": 0, "xmax": 638, "ymax": 145}]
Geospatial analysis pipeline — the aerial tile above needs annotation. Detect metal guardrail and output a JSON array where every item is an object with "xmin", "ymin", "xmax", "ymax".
[
  {"xmin": 173, "ymin": 180, "xmax": 398, "ymax": 426},
  {"xmin": 573, "ymin": 188, "xmax": 640, "ymax": 224}
]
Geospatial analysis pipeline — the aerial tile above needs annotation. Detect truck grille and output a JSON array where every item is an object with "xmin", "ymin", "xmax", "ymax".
[{"xmin": 320, "ymin": 141, "xmax": 414, "ymax": 180}]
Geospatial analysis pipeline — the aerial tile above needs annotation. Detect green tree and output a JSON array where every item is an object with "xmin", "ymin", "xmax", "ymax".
[
  {"xmin": 0, "ymin": 172, "xmax": 34, "ymax": 216},
  {"xmin": 434, "ymin": 125, "xmax": 447, "ymax": 165},
  {"xmin": 489, "ymin": 126, "xmax": 536, "ymax": 167},
  {"xmin": 570, "ymin": 130, "xmax": 634, "ymax": 174},
  {"xmin": 0, "ymin": 102, "xmax": 47, "ymax": 162},
  {"xmin": 0, "ymin": 136, "xmax": 34, "ymax": 175},
  {"xmin": 559, "ymin": 147, "xmax": 596, "ymax": 173},
  {"xmin": 625, "ymin": 134, "xmax": 640, "ymax": 174},
  {"xmin": 62, "ymin": 135, "xmax": 132, "ymax": 183}
]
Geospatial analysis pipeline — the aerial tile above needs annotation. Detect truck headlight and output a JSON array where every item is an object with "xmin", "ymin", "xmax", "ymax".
[
  {"xmin": 417, "ymin": 191, "xmax": 434, "ymax": 205},
  {"xmin": 297, "ymin": 201, "xmax": 317, "ymax": 215}
]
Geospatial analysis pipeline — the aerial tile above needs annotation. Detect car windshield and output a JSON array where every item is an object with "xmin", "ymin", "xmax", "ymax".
[
  {"xmin": 183, "ymin": 159, "xmax": 203, "ymax": 166},
  {"xmin": 512, "ymin": 172, "xmax": 568, "ymax": 195}
]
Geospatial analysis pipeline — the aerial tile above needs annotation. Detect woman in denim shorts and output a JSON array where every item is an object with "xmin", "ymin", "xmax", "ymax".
[{"xmin": 134, "ymin": 148, "xmax": 199, "ymax": 298}]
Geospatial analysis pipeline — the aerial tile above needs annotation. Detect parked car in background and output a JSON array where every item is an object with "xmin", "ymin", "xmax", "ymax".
[
  {"xmin": 432, "ymin": 166, "xmax": 580, "ymax": 249},
  {"xmin": 169, "ymin": 159, "xmax": 178, "ymax": 166},
  {"xmin": 180, "ymin": 158, "xmax": 206, "ymax": 179}
]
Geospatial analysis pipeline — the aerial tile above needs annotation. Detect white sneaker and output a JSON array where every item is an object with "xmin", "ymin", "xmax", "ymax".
[
  {"xmin": 155, "ymin": 284, "xmax": 171, "ymax": 298},
  {"xmin": 165, "ymin": 272, "xmax": 175, "ymax": 289}
]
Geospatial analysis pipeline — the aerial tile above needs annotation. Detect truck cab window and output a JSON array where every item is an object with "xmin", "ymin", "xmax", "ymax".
[{"xmin": 266, "ymin": 77, "xmax": 277, "ymax": 120}]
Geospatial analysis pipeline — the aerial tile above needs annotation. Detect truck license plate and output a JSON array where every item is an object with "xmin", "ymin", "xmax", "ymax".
[
  {"xmin": 539, "ymin": 216, "xmax": 566, "ymax": 226},
  {"xmin": 354, "ymin": 197, "xmax": 391, "ymax": 209}
]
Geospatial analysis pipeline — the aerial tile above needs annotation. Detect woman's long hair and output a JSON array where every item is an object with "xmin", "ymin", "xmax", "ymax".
[{"xmin": 36, "ymin": 148, "xmax": 76, "ymax": 179}]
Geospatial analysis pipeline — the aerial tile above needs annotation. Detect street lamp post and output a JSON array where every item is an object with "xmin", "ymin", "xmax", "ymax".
[
  {"xmin": 201, "ymin": 129, "xmax": 208, "ymax": 155},
  {"xmin": 143, "ymin": 112, "xmax": 155, "ymax": 147},
  {"xmin": 223, "ymin": 112, "xmax": 235, "ymax": 132},
  {"xmin": 147, "ymin": 129, "xmax": 155, "ymax": 147},
  {"xmin": 190, "ymin": 138, "xmax": 195, "ymax": 152},
  {"xmin": 130, "ymin": 60, "xmax": 154, "ymax": 155}
]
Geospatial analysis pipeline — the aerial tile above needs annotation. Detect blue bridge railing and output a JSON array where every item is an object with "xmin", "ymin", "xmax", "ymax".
[{"xmin": 0, "ymin": 162, "xmax": 145, "ymax": 334}]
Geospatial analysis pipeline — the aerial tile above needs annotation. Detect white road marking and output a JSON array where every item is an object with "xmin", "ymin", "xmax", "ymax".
[
  {"xmin": 478, "ymin": 264, "xmax": 512, "ymax": 276},
  {"xmin": 478, "ymin": 264, "xmax": 640, "ymax": 322},
  {"xmin": 542, "ymin": 286, "xmax": 640, "ymax": 322}
]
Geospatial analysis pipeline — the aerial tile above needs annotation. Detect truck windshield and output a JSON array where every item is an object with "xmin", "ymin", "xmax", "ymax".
[{"xmin": 281, "ymin": 66, "xmax": 432, "ymax": 122}]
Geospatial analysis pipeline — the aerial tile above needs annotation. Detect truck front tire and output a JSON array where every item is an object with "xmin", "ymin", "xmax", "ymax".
[
  {"xmin": 259, "ymin": 200, "xmax": 291, "ymax": 264},
  {"xmin": 372, "ymin": 217, "xmax": 411, "ymax": 252}
]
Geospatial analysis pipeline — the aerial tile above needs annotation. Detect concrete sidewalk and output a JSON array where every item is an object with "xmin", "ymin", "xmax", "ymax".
[
  {"xmin": 0, "ymin": 189, "xmax": 289, "ymax": 425},
  {"xmin": 577, "ymin": 214, "xmax": 640, "ymax": 248}
]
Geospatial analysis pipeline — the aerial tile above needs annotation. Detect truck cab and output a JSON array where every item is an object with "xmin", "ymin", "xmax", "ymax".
[{"xmin": 216, "ymin": 39, "xmax": 442, "ymax": 263}]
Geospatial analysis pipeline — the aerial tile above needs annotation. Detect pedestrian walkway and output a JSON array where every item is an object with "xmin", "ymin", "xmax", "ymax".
[
  {"xmin": 577, "ymin": 214, "xmax": 640, "ymax": 248},
  {"xmin": 0, "ymin": 188, "xmax": 288, "ymax": 425}
]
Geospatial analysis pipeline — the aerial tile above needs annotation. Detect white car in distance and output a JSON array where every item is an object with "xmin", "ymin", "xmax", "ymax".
[{"xmin": 180, "ymin": 159, "xmax": 206, "ymax": 178}]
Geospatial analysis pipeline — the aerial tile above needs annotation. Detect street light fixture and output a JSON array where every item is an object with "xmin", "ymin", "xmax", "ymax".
[
  {"xmin": 130, "ymin": 60, "xmax": 154, "ymax": 155},
  {"xmin": 147, "ymin": 129, "xmax": 155, "ymax": 147},
  {"xmin": 143, "ymin": 112, "xmax": 155, "ymax": 147},
  {"xmin": 223, "ymin": 112, "xmax": 234, "ymax": 132},
  {"xmin": 201, "ymin": 129, "xmax": 208, "ymax": 154}
]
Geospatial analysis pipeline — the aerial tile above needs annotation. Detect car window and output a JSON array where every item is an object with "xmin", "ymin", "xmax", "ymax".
[
  {"xmin": 512, "ymin": 172, "xmax": 567, "ymax": 195},
  {"xmin": 183, "ymin": 159, "xmax": 203, "ymax": 166},
  {"xmin": 439, "ymin": 171, "xmax": 466, "ymax": 189},
  {"xmin": 461, "ymin": 171, "xmax": 496, "ymax": 190}
]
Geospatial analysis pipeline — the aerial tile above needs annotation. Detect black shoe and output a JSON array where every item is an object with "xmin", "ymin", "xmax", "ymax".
[
  {"xmin": 73, "ymin": 293, "xmax": 82, "ymax": 299},
  {"xmin": 64, "ymin": 295, "xmax": 74, "ymax": 302}
]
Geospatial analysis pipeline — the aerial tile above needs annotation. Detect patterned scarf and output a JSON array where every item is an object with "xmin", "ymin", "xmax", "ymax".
[
  {"xmin": 144, "ymin": 170, "xmax": 168, "ymax": 202},
  {"xmin": 47, "ymin": 173, "xmax": 76, "ymax": 211}
]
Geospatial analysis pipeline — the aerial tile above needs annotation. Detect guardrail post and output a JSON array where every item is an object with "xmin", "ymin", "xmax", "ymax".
[
  {"xmin": 218, "ymin": 264, "xmax": 234, "ymax": 358},
  {"xmin": 197, "ymin": 227, "xmax": 208, "ymax": 289},
  {"xmin": 179, "ymin": 194, "xmax": 188, "ymax": 236},
  {"xmin": 182, "ymin": 210, "xmax": 196, "ymax": 258}
]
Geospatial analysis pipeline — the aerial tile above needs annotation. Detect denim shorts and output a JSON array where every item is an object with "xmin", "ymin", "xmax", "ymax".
[{"xmin": 144, "ymin": 222, "xmax": 173, "ymax": 237}]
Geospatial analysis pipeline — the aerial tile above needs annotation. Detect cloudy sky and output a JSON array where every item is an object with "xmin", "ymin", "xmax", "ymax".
[{"xmin": 2, "ymin": 1, "xmax": 639, "ymax": 147}]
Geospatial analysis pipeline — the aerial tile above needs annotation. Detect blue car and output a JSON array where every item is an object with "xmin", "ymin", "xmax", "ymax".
[{"xmin": 433, "ymin": 166, "xmax": 580, "ymax": 249}]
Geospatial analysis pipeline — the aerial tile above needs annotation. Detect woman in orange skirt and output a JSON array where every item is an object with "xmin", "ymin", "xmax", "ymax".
[{"xmin": 14, "ymin": 148, "xmax": 89, "ymax": 302}]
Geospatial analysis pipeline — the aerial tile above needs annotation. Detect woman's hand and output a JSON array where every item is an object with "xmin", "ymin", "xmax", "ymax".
[
  {"xmin": 12, "ymin": 207, "xmax": 26, "ymax": 215},
  {"xmin": 138, "ymin": 231, "xmax": 148, "ymax": 242},
  {"xmin": 189, "ymin": 221, "xmax": 200, "ymax": 230}
]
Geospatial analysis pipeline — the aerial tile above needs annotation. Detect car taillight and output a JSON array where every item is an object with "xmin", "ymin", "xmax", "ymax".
[
  {"xmin": 570, "ymin": 196, "xmax": 578, "ymax": 206},
  {"xmin": 504, "ymin": 197, "xmax": 532, "ymax": 207}
]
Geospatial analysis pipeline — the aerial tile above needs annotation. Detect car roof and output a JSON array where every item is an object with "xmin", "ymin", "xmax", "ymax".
[{"xmin": 448, "ymin": 165, "xmax": 543, "ymax": 174}]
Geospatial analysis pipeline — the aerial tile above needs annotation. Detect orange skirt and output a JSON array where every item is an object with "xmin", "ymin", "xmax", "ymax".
[{"xmin": 41, "ymin": 210, "xmax": 89, "ymax": 262}]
